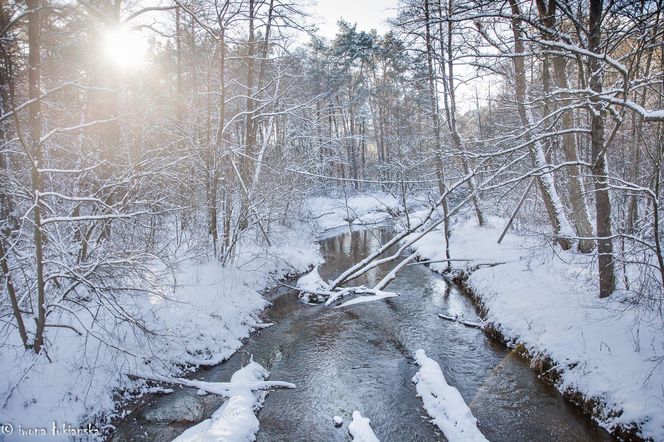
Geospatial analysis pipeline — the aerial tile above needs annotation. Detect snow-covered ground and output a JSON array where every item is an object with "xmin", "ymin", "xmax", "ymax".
[
  {"xmin": 413, "ymin": 349, "xmax": 487, "ymax": 442},
  {"xmin": 6, "ymin": 190, "xmax": 661, "ymax": 441},
  {"xmin": 411, "ymin": 215, "xmax": 664, "ymax": 440},
  {"xmin": 304, "ymin": 192, "xmax": 425, "ymax": 233},
  {"xmin": 0, "ymin": 191, "xmax": 413, "ymax": 439},
  {"xmin": 0, "ymin": 225, "xmax": 320, "ymax": 439}
]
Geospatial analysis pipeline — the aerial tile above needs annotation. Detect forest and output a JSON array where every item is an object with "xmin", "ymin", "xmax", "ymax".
[{"xmin": 1, "ymin": 0, "xmax": 663, "ymax": 441}]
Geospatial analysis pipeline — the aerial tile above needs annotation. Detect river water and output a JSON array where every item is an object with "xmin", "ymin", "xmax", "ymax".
[{"xmin": 111, "ymin": 225, "xmax": 613, "ymax": 441}]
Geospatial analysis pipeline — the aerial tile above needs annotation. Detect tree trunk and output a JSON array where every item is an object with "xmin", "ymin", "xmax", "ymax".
[
  {"xmin": 588, "ymin": 0, "xmax": 616, "ymax": 297},
  {"xmin": 439, "ymin": 0, "xmax": 484, "ymax": 226},
  {"xmin": 509, "ymin": 0, "xmax": 572, "ymax": 251},
  {"xmin": 27, "ymin": 0, "xmax": 46, "ymax": 354},
  {"xmin": 239, "ymin": 0, "xmax": 256, "ymax": 230},
  {"xmin": 424, "ymin": 0, "xmax": 451, "ymax": 270},
  {"xmin": 535, "ymin": 0, "xmax": 594, "ymax": 252}
]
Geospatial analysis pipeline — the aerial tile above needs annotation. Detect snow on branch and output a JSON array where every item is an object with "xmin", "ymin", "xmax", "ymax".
[
  {"xmin": 438, "ymin": 313, "xmax": 485, "ymax": 329},
  {"xmin": 293, "ymin": 267, "xmax": 399, "ymax": 307},
  {"xmin": 172, "ymin": 359, "xmax": 291, "ymax": 442},
  {"xmin": 537, "ymin": 39, "xmax": 627, "ymax": 76},
  {"xmin": 601, "ymin": 96, "xmax": 664, "ymax": 122},
  {"xmin": 127, "ymin": 367, "xmax": 295, "ymax": 396},
  {"xmin": 413, "ymin": 350, "xmax": 487, "ymax": 442}
]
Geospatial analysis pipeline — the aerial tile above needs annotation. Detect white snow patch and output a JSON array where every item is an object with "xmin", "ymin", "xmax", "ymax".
[
  {"xmin": 305, "ymin": 193, "xmax": 400, "ymax": 231},
  {"xmin": 348, "ymin": 411, "xmax": 380, "ymax": 442},
  {"xmin": 413, "ymin": 349, "xmax": 487, "ymax": 442},
  {"xmin": 304, "ymin": 193, "xmax": 427, "ymax": 234},
  {"xmin": 173, "ymin": 359, "xmax": 278, "ymax": 442},
  {"xmin": 296, "ymin": 266, "xmax": 329, "ymax": 293}
]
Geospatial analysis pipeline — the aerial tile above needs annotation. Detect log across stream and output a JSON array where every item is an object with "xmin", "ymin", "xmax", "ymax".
[{"xmin": 111, "ymin": 225, "xmax": 613, "ymax": 441}]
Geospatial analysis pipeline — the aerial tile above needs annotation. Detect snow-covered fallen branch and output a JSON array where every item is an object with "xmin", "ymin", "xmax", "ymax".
[
  {"xmin": 437, "ymin": 313, "xmax": 485, "ymax": 329},
  {"xmin": 293, "ymin": 267, "xmax": 398, "ymax": 306},
  {"xmin": 348, "ymin": 411, "xmax": 380, "ymax": 442},
  {"xmin": 126, "ymin": 369, "xmax": 295, "ymax": 396},
  {"xmin": 336, "ymin": 291, "xmax": 398, "ymax": 308},
  {"xmin": 409, "ymin": 259, "xmax": 508, "ymax": 269},
  {"xmin": 324, "ymin": 286, "xmax": 398, "ymax": 306},
  {"xmin": 173, "ymin": 359, "xmax": 291, "ymax": 442},
  {"xmin": 413, "ymin": 350, "xmax": 487, "ymax": 442}
]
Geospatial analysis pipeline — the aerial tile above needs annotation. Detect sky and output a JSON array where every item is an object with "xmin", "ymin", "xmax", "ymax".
[{"xmin": 308, "ymin": 0, "xmax": 399, "ymax": 39}]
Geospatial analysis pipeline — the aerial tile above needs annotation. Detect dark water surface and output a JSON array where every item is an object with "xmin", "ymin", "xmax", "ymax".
[{"xmin": 112, "ymin": 225, "xmax": 613, "ymax": 442}]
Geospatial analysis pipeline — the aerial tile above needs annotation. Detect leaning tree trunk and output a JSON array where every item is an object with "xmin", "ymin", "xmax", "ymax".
[
  {"xmin": 509, "ymin": 0, "xmax": 572, "ymax": 251},
  {"xmin": 535, "ymin": 0, "xmax": 594, "ymax": 252}
]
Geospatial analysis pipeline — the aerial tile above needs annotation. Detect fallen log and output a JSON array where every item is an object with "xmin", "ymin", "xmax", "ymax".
[
  {"xmin": 438, "ymin": 313, "xmax": 485, "ymax": 329},
  {"xmin": 409, "ymin": 259, "xmax": 507, "ymax": 269},
  {"xmin": 282, "ymin": 282, "xmax": 398, "ymax": 306},
  {"xmin": 126, "ymin": 371, "xmax": 296, "ymax": 396}
]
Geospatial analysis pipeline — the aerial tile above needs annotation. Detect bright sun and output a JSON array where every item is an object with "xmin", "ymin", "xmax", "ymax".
[{"xmin": 103, "ymin": 27, "xmax": 148, "ymax": 69}]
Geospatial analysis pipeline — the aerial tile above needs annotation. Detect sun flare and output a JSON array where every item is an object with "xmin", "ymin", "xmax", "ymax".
[{"xmin": 103, "ymin": 27, "xmax": 147, "ymax": 69}]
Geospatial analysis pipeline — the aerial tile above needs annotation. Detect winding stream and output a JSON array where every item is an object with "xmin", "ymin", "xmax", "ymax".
[{"xmin": 111, "ymin": 225, "xmax": 613, "ymax": 441}]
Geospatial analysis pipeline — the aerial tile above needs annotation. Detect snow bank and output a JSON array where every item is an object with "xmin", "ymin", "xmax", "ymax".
[
  {"xmin": 348, "ymin": 411, "xmax": 380, "ymax": 442},
  {"xmin": 173, "ymin": 359, "xmax": 278, "ymax": 442},
  {"xmin": 296, "ymin": 266, "xmax": 329, "ymax": 294},
  {"xmin": 411, "ymin": 216, "xmax": 664, "ymax": 440},
  {"xmin": 412, "ymin": 350, "xmax": 487, "ymax": 442},
  {"xmin": 0, "ymin": 225, "xmax": 320, "ymax": 439},
  {"xmin": 305, "ymin": 193, "xmax": 420, "ymax": 232}
]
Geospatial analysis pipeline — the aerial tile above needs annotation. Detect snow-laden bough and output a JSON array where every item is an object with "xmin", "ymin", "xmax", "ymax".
[
  {"xmin": 412, "ymin": 349, "xmax": 487, "ymax": 442},
  {"xmin": 172, "ymin": 358, "xmax": 293, "ymax": 442},
  {"xmin": 295, "ymin": 266, "xmax": 398, "ymax": 306}
]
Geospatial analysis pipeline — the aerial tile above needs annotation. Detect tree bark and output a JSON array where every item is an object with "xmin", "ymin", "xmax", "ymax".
[
  {"xmin": 535, "ymin": 0, "xmax": 594, "ymax": 252},
  {"xmin": 424, "ymin": 0, "xmax": 451, "ymax": 269},
  {"xmin": 509, "ymin": 0, "xmax": 572, "ymax": 251},
  {"xmin": 439, "ymin": 0, "xmax": 484, "ymax": 227},
  {"xmin": 588, "ymin": 0, "xmax": 616, "ymax": 297},
  {"xmin": 27, "ymin": 0, "xmax": 46, "ymax": 354},
  {"xmin": 239, "ymin": 0, "xmax": 256, "ymax": 230}
]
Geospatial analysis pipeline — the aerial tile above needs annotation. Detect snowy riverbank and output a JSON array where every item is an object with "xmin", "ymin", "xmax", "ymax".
[
  {"xmin": 0, "ymin": 192, "xmax": 409, "ymax": 439},
  {"xmin": 410, "ymin": 216, "xmax": 664, "ymax": 440},
  {"xmin": 0, "ymin": 224, "xmax": 320, "ymax": 439},
  {"xmin": 305, "ymin": 192, "xmax": 426, "ymax": 234}
]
